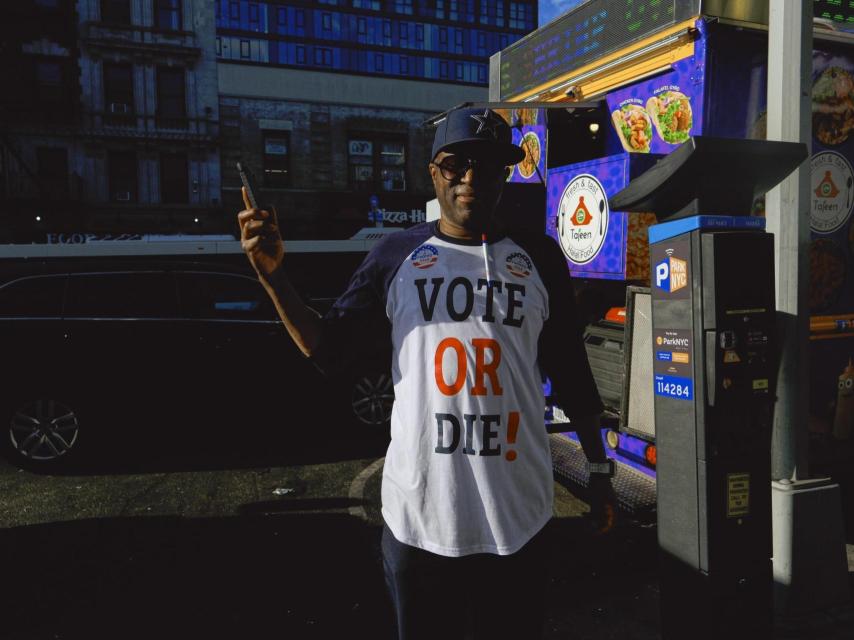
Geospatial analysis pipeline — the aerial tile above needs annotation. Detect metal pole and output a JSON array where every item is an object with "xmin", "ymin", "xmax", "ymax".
[
  {"xmin": 765, "ymin": 0, "xmax": 811, "ymax": 482},
  {"xmin": 766, "ymin": 3, "xmax": 850, "ymax": 615}
]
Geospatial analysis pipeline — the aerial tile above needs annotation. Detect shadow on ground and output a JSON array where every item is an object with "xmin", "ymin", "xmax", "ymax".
[{"xmin": 0, "ymin": 512, "xmax": 395, "ymax": 640}]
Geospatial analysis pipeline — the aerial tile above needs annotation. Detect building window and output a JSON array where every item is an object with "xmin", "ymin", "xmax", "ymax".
[
  {"xmin": 215, "ymin": 36, "xmax": 222, "ymax": 55},
  {"xmin": 101, "ymin": 0, "xmax": 131, "ymax": 23},
  {"xmin": 296, "ymin": 10, "xmax": 304, "ymax": 28},
  {"xmin": 240, "ymin": 39, "xmax": 250, "ymax": 58},
  {"xmin": 358, "ymin": 17, "xmax": 366, "ymax": 35},
  {"xmin": 463, "ymin": 0, "xmax": 475, "ymax": 20},
  {"xmin": 103, "ymin": 62, "xmax": 134, "ymax": 122},
  {"xmin": 449, "ymin": 0, "xmax": 458, "ymax": 20},
  {"xmin": 477, "ymin": 31, "xmax": 486, "ymax": 54},
  {"xmin": 277, "ymin": 7, "xmax": 287, "ymax": 25},
  {"xmin": 296, "ymin": 45, "xmax": 306, "ymax": 63},
  {"xmin": 156, "ymin": 66, "xmax": 186, "ymax": 127},
  {"xmin": 509, "ymin": 1, "xmax": 527, "ymax": 29},
  {"xmin": 382, "ymin": 20, "xmax": 391, "ymax": 40},
  {"xmin": 454, "ymin": 29, "xmax": 463, "ymax": 52},
  {"xmin": 322, "ymin": 12, "xmax": 332, "ymax": 30},
  {"xmin": 36, "ymin": 147, "xmax": 69, "ymax": 198},
  {"xmin": 400, "ymin": 55, "xmax": 409, "ymax": 74},
  {"xmin": 245, "ymin": 2, "xmax": 265, "ymax": 31},
  {"xmin": 379, "ymin": 141, "xmax": 406, "ymax": 191},
  {"xmin": 435, "ymin": 0, "xmax": 445, "ymax": 18},
  {"xmin": 415, "ymin": 23, "xmax": 424, "ymax": 44},
  {"xmin": 108, "ymin": 150, "xmax": 138, "ymax": 202},
  {"xmin": 455, "ymin": 62, "xmax": 463, "ymax": 80},
  {"xmin": 353, "ymin": 0, "xmax": 380, "ymax": 9},
  {"xmin": 374, "ymin": 53, "xmax": 384, "ymax": 72},
  {"xmin": 348, "ymin": 138, "xmax": 406, "ymax": 192},
  {"xmin": 263, "ymin": 132, "xmax": 290, "ymax": 187},
  {"xmin": 35, "ymin": 60, "xmax": 64, "ymax": 104},
  {"xmin": 439, "ymin": 27, "xmax": 447, "ymax": 47},
  {"xmin": 395, "ymin": 0, "xmax": 413, "ymax": 14},
  {"xmin": 349, "ymin": 139, "xmax": 373, "ymax": 189},
  {"xmin": 439, "ymin": 59, "xmax": 448, "ymax": 78},
  {"xmin": 160, "ymin": 153, "xmax": 189, "ymax": 204},
  {"xmin": 477, "ymin": 64, "xmax": 486, "ymax": 83},
  {"xmin": 155, "ymin": 0, "xmax": 182, "ymax": 30},
  {"xmin": 496, "ymin": 0, "xmax": 504, "ymax": 26},
  {"xmin": 314, "ymin": 47, "xmax": 332, "ymax": 66},
  {"xmin": 229, "ymin": 1, "xmax": 239, "ymax": 20}
]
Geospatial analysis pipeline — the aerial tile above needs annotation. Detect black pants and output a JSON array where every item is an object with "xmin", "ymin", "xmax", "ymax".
[{"xmin": 380, "ymin": 523, "xmax": 549, "ymax": 640}]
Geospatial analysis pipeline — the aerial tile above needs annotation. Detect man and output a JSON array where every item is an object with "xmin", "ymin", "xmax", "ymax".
[{"xmin": 238, "ymin": 107, "xmax": 612, "ymax": 639}]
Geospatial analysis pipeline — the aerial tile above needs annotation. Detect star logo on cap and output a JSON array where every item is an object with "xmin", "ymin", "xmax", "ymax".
[{"xmin": 470, "ymin": 109, "xmax": 504, "ymax": 140}]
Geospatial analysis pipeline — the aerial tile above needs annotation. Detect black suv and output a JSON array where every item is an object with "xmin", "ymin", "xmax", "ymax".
[{"xmin": 0, "ymin": 259, "xmax": 393, "ymax": 469}]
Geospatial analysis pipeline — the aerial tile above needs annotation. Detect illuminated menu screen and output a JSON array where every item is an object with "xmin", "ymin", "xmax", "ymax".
[
  {"xmin": 498, "ymin": 0, "xmax": 698, "ymax": 100},
  {"xmin": 814, "ymin": 0, "xmax": 854, "ymax": 26}
]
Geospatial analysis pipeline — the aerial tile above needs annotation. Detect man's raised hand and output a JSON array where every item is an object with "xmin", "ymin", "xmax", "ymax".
[{"xmin": 238, "ymin": 186, "xmax": 284, "ymax": 281}]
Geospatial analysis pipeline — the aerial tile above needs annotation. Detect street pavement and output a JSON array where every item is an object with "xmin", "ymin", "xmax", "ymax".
[{"xmin": 0, "ymin": 428, "xmax": 850, "ymax": 640}]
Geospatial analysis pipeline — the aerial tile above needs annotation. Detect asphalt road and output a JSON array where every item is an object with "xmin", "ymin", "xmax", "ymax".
[
  {"xmin": 0, "ymin": 422, "xmax": 665, "ymax": 640},
  {"xmin": 2, "ymin": 418, "xmax": 853, "ymax": 640}
]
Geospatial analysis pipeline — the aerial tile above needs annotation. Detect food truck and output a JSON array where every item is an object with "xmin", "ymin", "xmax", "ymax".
[{"xmin": 480, "ymin": 0, "xmax": 854, "ymax": 505}]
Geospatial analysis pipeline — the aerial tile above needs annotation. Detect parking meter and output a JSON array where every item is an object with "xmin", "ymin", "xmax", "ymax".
[{"xmin": 610, "ymin": 137, "xmax": 807, "ymax": 640}]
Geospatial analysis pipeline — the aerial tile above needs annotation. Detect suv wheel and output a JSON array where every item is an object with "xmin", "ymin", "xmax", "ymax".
[
  {"xmin": 7, "ymin": 398, "xmax": 81, "ymax": 467},
  {"xmin": 351, "ymin": 370, "xmax": 394, "ymax": 430}
]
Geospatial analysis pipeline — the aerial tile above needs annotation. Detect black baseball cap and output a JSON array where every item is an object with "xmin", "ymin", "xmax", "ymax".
[{"xmin": 431, "ymin": 107, "xmax": 525, "ymax": 165}]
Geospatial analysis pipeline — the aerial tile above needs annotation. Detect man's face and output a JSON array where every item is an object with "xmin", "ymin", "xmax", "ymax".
[{"xmin": 428, "ymin": 144, "xmax": 508, "ymax": 236}]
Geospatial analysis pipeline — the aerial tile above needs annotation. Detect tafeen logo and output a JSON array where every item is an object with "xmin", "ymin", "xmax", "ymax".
[{"xmin": 556, "ymin": 174, "xmax": 609, "ymax": 265}]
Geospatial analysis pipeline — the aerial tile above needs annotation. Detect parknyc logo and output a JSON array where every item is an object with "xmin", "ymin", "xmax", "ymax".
[{"xmin": 655, "ymin": 250, "xmax": 688, "ymax": 293}]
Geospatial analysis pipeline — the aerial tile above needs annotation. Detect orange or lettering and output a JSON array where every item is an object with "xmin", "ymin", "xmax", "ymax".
[
  {"xmin": 435, "ymin": 337, "xmax": 466, "ymax": 396},
  {"xmin": 471, "ymin": 338, "xmax": 503, "ymax": 396}
]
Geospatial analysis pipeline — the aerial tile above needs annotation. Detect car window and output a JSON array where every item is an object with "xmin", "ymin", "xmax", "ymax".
[
  {"xmin": 176, "ymin": 272, "xmax": 276, "ymax": 321},
  {"xmin": 0, "ymin": 275, "xmax": 66, "ymax": 318},
  {"xmin": 64, "ymin": 272, "xmax": 178, "ymax": 319}
]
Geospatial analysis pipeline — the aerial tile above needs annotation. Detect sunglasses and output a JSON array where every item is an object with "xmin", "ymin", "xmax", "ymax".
[{"xmin": 431, "ymin": 155, "xmax": 509, "ymax": 181}]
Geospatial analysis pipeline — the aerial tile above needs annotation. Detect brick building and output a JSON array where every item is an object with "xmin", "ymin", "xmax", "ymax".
[{"xmin": 0, "ymin": 0, "xmax": 221, "ymax": 242}]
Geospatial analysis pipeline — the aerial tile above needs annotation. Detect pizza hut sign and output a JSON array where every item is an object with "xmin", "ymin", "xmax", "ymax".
[{"xmin": 378, "ymin": 209, "xmax": 425, "ymax": 224}]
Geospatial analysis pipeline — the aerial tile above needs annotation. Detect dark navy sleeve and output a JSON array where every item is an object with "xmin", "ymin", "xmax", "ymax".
[
  {"xmin": 309, "ymin": 223, "xmax": 435, "ymax": 376},
  {"xmin": 514, "ymin": 233, "xmax": 604, "ymax": 419}
]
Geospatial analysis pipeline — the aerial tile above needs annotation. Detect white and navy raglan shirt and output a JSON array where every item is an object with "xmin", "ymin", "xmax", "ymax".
[{"xmin": 311, "ymin": 220, "xmax": 603, "ymax": 557}]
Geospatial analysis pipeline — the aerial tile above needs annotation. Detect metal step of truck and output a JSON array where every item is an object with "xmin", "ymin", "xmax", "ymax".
[{"xmin": 549, "ymin": 433, "xmax": 657, "ymax": 519}]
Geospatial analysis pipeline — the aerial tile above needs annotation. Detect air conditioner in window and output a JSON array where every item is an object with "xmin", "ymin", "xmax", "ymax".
[
  {"xmin": 115, "ymin": 191, "xmax": 131, "ymax": 201},
  {"xmin": 109, "ymin": 102, "xmax": 130, "ymax": 114}
]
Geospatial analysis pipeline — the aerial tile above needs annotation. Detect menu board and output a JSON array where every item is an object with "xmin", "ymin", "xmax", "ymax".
[
  {"xmin": 814, "ymin": 0, "xmax": 854, "ymax": 26},
  {"xmin": 498, "ymin": 0, "xmax": 697, "ymax": 100}
]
